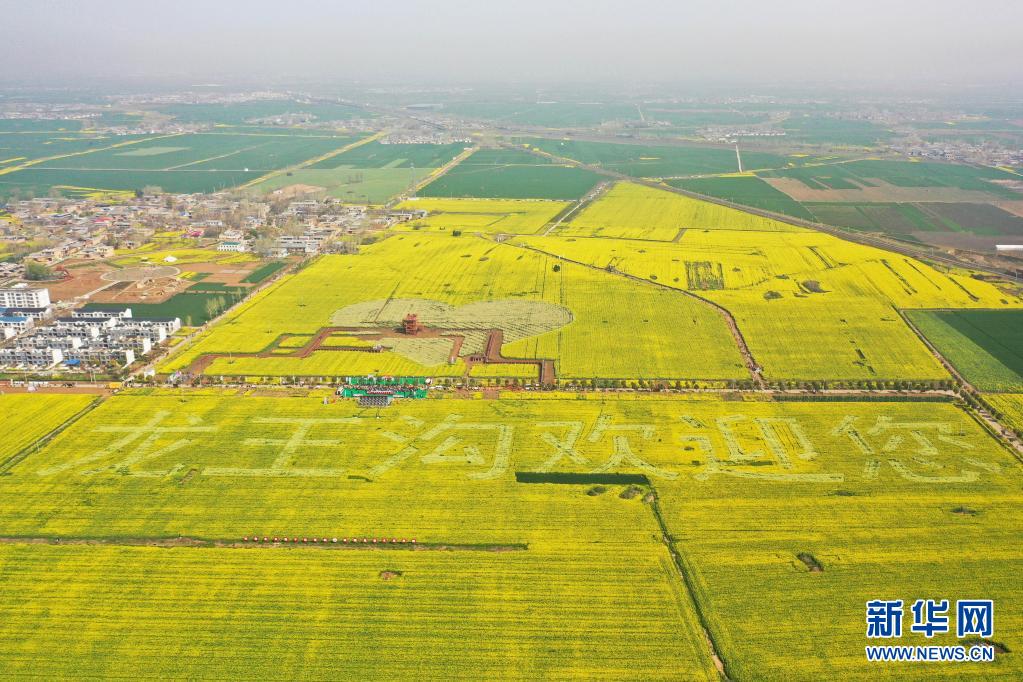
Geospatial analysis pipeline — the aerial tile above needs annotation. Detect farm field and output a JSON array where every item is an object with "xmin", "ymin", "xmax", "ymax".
[
  {"xmin": 0, "ymin": 393, "xmax": 96, "ymax": 464},
  {"xmin": 557, "ymin": 182, "xmax": 803, "ymax": 240},
  {"xmin": 468, "ymin": 362, "xmax": 538, "ymax": 380},
  {"xmin": 653, "ymin": 397, "xmax": 1023, "ymax": 680},
  {"xmin": 916, "ymin": 202, "xmax": 1023, "ymax": 235},
  {"xmin": 758, "ymin": 159, "xmax": 1021, "ymax": 200},
  {"xmin": 160, "ymin": 233, "xmax": 747, "ymax": 381},
  {"xmin": 0, "ymin": 119, "xmax": 86, "ymax": 132},
  {"xmin": 802, "ymin": 201, "xmax": 1023, "ymax": 246},
  {"xmin": 661, "ymin": 179, "xmax": 1023, "ymax": 245},
  {"xmin": 419, "ymin": 148, "xmax": 603, "ymax": 200},
  {"xmin": 242, "ymin": 260, "xmax": 289, "ymax": 283},
  {"xmin": 442, "ymin": 100, "xmax": 641, "ymax": 127},
  {"xmin": 83, "ymin": 286, "xmax": 248, "ymax": 327},
  {"xmin": 779, "ymin": 116, "xmax": 894, "ymax": 146},
  {"xmin": 249, "ymin": 141, "xmax": 467, "ymax": 203},
  {"xmin": 33, "ymin": 132, "xmax": 361, "ymax": 171},
  {"xmin": 805, "ymin": 202, "xmax": 944, "ymax": 237},
  {"xmin": 250, "ymin": 167, "xmax": 424, "ymax": 204},
  {"xmin": 393, "ymin": 198, "xmax": 569, "ymax": 235},
  {"xmin": 0, "ymin": 131, "xmax": 150, "ymax": 169},
  {"xmin": 640, "ymin": 108, "xmax": 770, "ymax": 129},
  {"xmin": 907, "ymin": 310, "xmax": 1023, "ymax": 392},
  {"xmin": 155, "ymin": 101, "xmax": 371, "ymax": 125},
  {"xmin": 7, "ymin": 19, "xmax": 1023, "ymax": 681},
  {"xmin": 0, "ymin": 131, "xmax": 362, "ymax": 196},
  {"xmin": 519, "ymin": 219, "xmax": 1023, "ymax": 382},
  {"xmin": 0, "ymin": 542, "xmax": 714, "ymax": 680},
  {"xmin": 521, "ymin": 138, "xmax": 789, "ymax": 177},
  {"xmin": 206, "ymin": 349, "xmax": 468, "ymax": 379},
  {"xmin": 307, "ymin": 141, "xmax": 466, "ymax": 170},
  {"xmin": 0, "ymin": 166, "xmax": 258, "ymax": 196},
  {"xmin": 0, "ymin": 393, "xmax": 1008, "ymax": 538},
  {"xmin": 0, "ymin": 393, "xmax": 1019, "ymax": 678},
  {"xmin": 986, "ymin": 394, "xmax": 1023, "ymax": 434},
  {"xmin": 668, "ymin": 176, "xmax": 816, "ymax": 221},
  {"xmin": 111, "ymin": 245, "xmax": 259, "ymax": 267}
]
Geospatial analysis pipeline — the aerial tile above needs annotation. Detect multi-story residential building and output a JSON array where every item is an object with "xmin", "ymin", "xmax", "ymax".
[
  {"xmin": 0, "ymin": 306, "xmax": 180, "ymax": 372},
  {"xmin": 1, "ymin": 307, "xmax": 52, "ymax": 321},
  {"xmin": 0, "ymin": 286, "xmax": 50, "ymax": 309},
  {"xmin": 0, "ymin": 315, "xmax": 34, "ymax": 333},
  {"xmin": 0, "ymin": 346, "xmax": 63, "ymax": 369},
  {"xmin": 217, "ymin": 240, "xmax": 251, "ymax": 253}
]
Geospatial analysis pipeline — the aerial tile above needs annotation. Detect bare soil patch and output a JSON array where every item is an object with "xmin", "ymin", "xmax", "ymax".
[
  {"xmin": 91, "ymin": 273, "xmax": 190, "ymax": 304},
  {"xmin": 103, "ymin": 265, "xmax": 180, "ymax": 282},
  {"xmin": 184, "ymin": 260, "xmax": 261, "ymax": 286},
  {"xmin": 997, "ymin": 201, "xmax": 1023, "ymax": 219},
  {"xmin": 272, "ymin": 183, "xmax": 327, "ymax": 199},
  {"xmin": 619, "ymin": 485, "xmax": 644, "ymax": 500},
  {"xmin": 965, "ymin": 638, "xmax": 1010, "ymax": 655},
  {"xmin": 796, "ymin": 552, "xmax": 824, "ymax": 572},
  {"xmin": 43, "ymin": 262, "xmax": 116, "ymax": 302},
  {"xmin": 909, "ymin": 231, "xmax": 1007, "ymax": 252}
]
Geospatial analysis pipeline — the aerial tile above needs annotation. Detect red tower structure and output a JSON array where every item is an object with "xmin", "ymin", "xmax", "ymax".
[{"xmin": 402, "ymin": 313, "xmax": 420, "ymax": 335}]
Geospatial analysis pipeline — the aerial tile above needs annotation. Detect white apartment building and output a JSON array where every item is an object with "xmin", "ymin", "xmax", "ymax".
[
  {"xmin": 0, "ymin": 315, "xmax": 34, "ymax": 333},
  {"xmin": 217, "ymin": 240, "xmax": 251, "ymax": 253},
  {"xmin": 72, "ymin": 309, "xmax": 133, "ymax": 320},
  {"xmin": 0, "ymin": 286, "xmax": 50, "ymax": 309},
  {"xmin": 0, "ymin": 347, "xmax": 63, "ymax": 368},
  {"xmin": 62, "ymin": 347, "xmax": 134, "ymax": 368}
]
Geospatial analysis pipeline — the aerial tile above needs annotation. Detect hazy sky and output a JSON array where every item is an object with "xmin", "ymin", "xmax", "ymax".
[{"xmin": 3, "ymin": 0, "xmax": 1022, "ymax": 87}]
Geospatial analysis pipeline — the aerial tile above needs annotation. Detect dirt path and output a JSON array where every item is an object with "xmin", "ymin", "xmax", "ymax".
[
  {"xmin": 645, "ymin": 488, "xmax": 733, "ymax": 680},
  {"xmin": 402, "ymin": 145, "xmax": 478, "ymax": 200},
  {"xmin": 186, "ymin": 322, "xmax": 557, "ymax": 384},
  {"xmin": 462, "ymin": 329, "xmax": 554, "ymax": 384},
  {"xmin": 541, "ymin": 180, "xmax": 612, "ymax": 236}
]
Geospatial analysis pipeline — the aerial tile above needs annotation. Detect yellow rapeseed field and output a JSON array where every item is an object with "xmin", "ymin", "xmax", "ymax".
[
  {"xmin": 558, "ymin": 182, "xmax": 802, "ymax": 240},
  {"xmin": 518, "ymin": 225, "xmax": 1023, "ymax": 382},
  {"xmin": 162, "ymin": 233, "xmax": 747, "ymax": 381},
  {"xmin": 394, "ymin": 198, "xmax": 569, "ymax": 235},
  {"xmin": 0, "ymin": 393, "xmax": 96, "ymax": 464},
  {"xmin": 0, "ymin": 392, "xmax": 1019, "ymax": 678}
]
